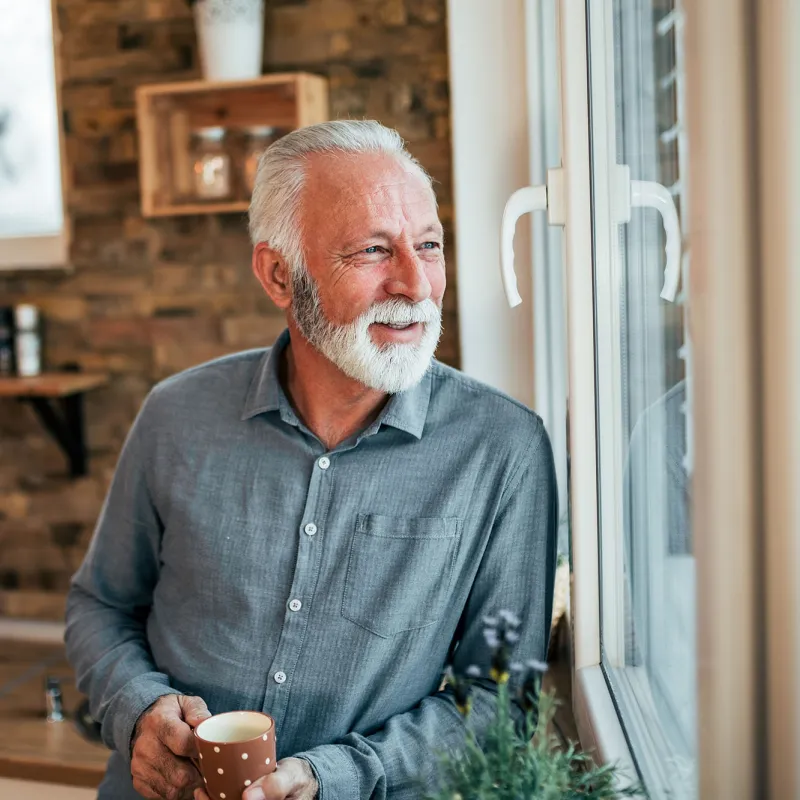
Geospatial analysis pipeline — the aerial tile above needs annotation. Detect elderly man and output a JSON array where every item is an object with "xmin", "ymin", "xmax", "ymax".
[{"xmin": 65, "ymin": 120, "xmax": 557, "ymax": 800}]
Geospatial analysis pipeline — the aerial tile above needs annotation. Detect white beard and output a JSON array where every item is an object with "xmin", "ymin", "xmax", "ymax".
[{"xmin": 291, "ymin": 266, "xmax": 442, "ymax": 394}]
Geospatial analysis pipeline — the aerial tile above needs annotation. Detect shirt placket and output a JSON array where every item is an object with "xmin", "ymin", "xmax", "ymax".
[{"xmin": 261, "ymin": 449, "xmax": 334, "ymax": 730}]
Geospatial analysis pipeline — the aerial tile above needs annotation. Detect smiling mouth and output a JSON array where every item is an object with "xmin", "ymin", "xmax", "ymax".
[{"xmin": 376, "ymin": 322, "xmax": 421, "ymax": 330}]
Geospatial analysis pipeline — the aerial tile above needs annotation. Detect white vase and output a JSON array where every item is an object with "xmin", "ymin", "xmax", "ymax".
[{"xmin": 193, "ymin": 0, "xmax": 265, "ymax": 81}]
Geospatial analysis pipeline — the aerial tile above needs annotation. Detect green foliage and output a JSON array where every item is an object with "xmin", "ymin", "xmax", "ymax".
[
  {"xmin": 426, "ymin": 684, "xmax": 642, "ymax": 800},
  {"xmin": 425, "ymin": 611, "xmax": 644, "ymax": 799}
]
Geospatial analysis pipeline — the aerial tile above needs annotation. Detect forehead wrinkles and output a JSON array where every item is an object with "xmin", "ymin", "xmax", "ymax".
[{"xmin": 360, "ymin": 179, "xmax": 437, "ymax": 230}]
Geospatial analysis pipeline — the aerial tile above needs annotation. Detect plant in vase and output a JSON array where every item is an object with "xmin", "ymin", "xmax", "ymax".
[
  {"xmin": 424, "ymin": 611, "xmax": 645, "ymax": 799},
  {"xmin": 185, "ymin": 0, "xmax": 265, "ymax": 81}
]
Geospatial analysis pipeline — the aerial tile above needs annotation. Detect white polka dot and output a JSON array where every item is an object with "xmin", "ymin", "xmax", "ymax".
[
  {"xmin": 217, "ymin": 768, "xmax": 224, "ymax": 774},
  {"xmin": 220, "ymin": 794, "xmax": 226, "ymax": 799},
  {"xmin": 262, "ymin": 733, "xmax": 268, "ymax": 741},
  {"xmin": 214, "ymin": 746, "xmax": 220, "ymax": 753},
  {"xmin": 266, "ymin": 758, "xmax": 271, "ymax": 765},
  {"xmin": 203, "ymin": 777, "xmax": 207, "ymax": 784},
  {"xmin": 245, "ymin": 780, "xmax": 252, "ymax": 786},
  {"xmin": 199, "ymin": 753, "xmax": 203, "ymax": 759},
  {"xmin": 242, "ymin": 753, "xmax": 248, "ymax": 759}
]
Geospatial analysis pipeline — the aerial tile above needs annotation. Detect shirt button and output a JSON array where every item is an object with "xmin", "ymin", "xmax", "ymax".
[
  {"xmin": 304, "ymin": 522, "xmax": 317, "ymax": 536},
  {"xmin": 318, "ymin": 456, "xmax": 331, "ymax": 470},
  {"xmin": 274, "ymin": 671, "xmax": 287, "ymax": 685},
  {"xmin": 288, "ymin": 599, "xmax": 302, "ymax": 612}
]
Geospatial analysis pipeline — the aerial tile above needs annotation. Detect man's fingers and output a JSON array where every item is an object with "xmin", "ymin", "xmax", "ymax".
[
  {"xmin": 131, "ymin": 772, "xmax": 162, "ymax": 800},
  {"xmin": 132, "ymin": 760, "xmax": 192, "ymax": 800},
  {"xmin": 155, "ymin": 745, "xmax": 201, "ymax": 793},
  {"xmin": 243, "ymin": 763, "xmax": 295, "ymax": 800},
  {"xmin": 158, "ymin": 713, "xmax": 198, "ymax": 759},
  {"xmin": 180, "ymin": 695, "xmax": 212, "ymax": 728},
  {"xmin": 133, "ymin": 736, "xmax": 200, "ymax": 800}
]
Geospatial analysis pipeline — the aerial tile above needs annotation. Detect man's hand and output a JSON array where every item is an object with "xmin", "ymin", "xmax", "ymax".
[
  {"xmin": 192, "ymin": 757, "xmax": 318, "ymax": 800},
  {"xmin": 131, "ymin": 694, "xmax": 212, "ymax": 800}
]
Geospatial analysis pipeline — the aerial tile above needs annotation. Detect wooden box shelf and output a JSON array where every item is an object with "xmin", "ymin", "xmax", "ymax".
[{"xmin": 135, "ymin": 73, "xmax": 329, "ymax": 218}]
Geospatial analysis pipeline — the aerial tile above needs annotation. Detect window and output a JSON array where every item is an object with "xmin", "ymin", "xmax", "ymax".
[
  {"xmin": 0, "ymin": 0, "xmax": 68, "ymax": 269},
  {"xmin": 496, "ymin": 0, "xmax": 796, "ymax": 794},
  {"xmin": 587, "ymin": 1, "xmax": 696, "ymax": 795}
]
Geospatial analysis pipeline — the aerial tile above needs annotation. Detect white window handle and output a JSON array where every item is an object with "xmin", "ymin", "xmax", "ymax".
[
  {"xmin": 614, "ymin": 165, "xmax": 682, "ymax": 302},
  {"xmin": 500, "ymin": 168, "xmax": 563, "ymax": 308},
  {"xmin": 500, "ymin": 165, "xmax": 681, "ymax": 307},
  {"xmin": 500, "ymin": 185, "xmax": 547, "ymax": 307}
]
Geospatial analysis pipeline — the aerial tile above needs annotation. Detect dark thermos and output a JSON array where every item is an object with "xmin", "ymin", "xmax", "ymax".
[{"xmin": 0, "ymin": 307, "xmax": 14, "ymax": 375}]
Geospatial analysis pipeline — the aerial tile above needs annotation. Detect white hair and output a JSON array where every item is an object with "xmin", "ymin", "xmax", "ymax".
[{"xmin": 247, "ymin": 120, "xmax": 434, "ymax": 271}]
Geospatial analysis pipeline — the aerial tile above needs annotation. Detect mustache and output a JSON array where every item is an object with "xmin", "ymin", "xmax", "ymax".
[{"xmin": 364, "ymin": 299, "xmax": 441, "ymax": 326}]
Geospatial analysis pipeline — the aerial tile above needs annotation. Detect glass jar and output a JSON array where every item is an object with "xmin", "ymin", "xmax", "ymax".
[
  {"xmin": 191, "ymin": 127, "xmax": 233, "ymax": 200},
  {"xmin": 242, "ymin": 125, "xmax": 277, "ymax": 194}
]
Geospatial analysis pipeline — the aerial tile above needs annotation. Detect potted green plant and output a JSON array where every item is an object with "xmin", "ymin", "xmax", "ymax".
[
  {"xmin": 186, "ymin": 0, "xmax": 265, "ymax": 81},
  {"xmin": 424, "ymin": 611, "xmax": 644, "ymax": 799}
]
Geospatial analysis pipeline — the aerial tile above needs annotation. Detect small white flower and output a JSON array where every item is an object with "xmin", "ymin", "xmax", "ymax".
[
  {"xmin": 499, "ymin": 609, "xmax": 521, "ymax": 627},
  {"xmin": 506, "ymin": 631, "xmax": 520, "ymax": 644},
  {"xmin": 483, "ymin": 629, "xmax": 499, "ymax": 648},
  {"xmin": 465, "ymin": 665, "xmax": 482, "ymax": 678},
  {"xmin": 526, "ymin": 658, "xmax": 549, "ymax": 673},
  {"xmin": 482, "ymin": 615, "xmax": 498, "ymax": 628},
  {"xmin": 510, "ymin": 662, "xmax": 524, "ymax": 673}
]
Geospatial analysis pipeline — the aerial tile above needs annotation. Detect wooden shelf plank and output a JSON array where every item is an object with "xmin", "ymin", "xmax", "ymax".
[
  {"xmin": 136, "ymin": 71, "xmax": 324, "ymax": 98},
  {"xmin": 146, "ymin": 201, "xmax": 250, "ymax": 217},
  {"xmin": 0, "ymin": 374, "xmax": 108, "ymax": 399}
]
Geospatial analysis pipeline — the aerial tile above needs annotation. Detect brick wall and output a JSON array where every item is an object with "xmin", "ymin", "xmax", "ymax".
[{"xmin": 0, "ymin": 0, "xmax": 457, "ymax": 619}]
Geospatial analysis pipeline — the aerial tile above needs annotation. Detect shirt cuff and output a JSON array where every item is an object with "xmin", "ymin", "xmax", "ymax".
[
  {"xmin": 294, "ymin": 745, "xmax": 361, "ymax": 800},
  {"xmin": 102, "ymin": 674, "xmax": 179, "ymax": 762}
]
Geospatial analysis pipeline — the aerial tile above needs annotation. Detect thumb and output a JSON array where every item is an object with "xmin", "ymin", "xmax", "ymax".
[
  {"xmin": 179, "ymin": 695, "xmax": 212, "ymax": 728},
  {"xmin": 244, "ymin": 765, "xmax": 294, "ymax": 800}
]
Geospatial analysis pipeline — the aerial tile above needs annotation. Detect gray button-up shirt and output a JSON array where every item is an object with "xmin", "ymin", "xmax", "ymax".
[{"xmin": 65, "ymin": 329, "xmax": 557, "ymax": 800}]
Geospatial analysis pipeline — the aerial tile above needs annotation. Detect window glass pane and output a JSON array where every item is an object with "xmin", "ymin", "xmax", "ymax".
[
  {"xmin": 0, "ymin": 0, "xmax": 64, "ymax": 238},
  {"xmin": 588, "ymin": 0, "xmax": 696, "ymax": 796}
]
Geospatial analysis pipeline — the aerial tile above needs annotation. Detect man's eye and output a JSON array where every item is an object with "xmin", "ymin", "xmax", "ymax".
[
  {"xmin": 420, "ymin": 242, "xmax": 441, "ymax": 250},
  {"xmin": 364, "ymin": 246, "xmax": 381, "ymax": 254}
]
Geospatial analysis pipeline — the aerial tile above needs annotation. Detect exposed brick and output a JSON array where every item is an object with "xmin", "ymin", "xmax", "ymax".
[
  {"xmin": 221, "ymin": 314, "xmax": 288, "ymax": 348},
  {"xmin": 0, "ymin": 0, "xmax": 456, "ymax": 613},
  {"xmin": 0, "ymin": 493, "xmax": 30, "ymax": 522}
]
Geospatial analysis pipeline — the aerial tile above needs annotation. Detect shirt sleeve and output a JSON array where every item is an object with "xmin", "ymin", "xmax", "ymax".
[
  {"xmin": 64, "ymin": 391, "xmax": 178, "ymax": 760},
  {"xmin": 294, "ymin": 423, "xmax": 559, "ymax": 800}
]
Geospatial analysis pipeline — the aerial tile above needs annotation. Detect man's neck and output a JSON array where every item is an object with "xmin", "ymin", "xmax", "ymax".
[{"xmin": 280, "ymin": 323, "xmax": 390, "ymax": 450}]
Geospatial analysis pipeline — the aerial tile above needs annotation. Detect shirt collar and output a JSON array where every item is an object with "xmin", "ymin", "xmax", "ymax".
[{"xmin": 241, "ymin": 328, "xmax": 432, "ymax": 440}]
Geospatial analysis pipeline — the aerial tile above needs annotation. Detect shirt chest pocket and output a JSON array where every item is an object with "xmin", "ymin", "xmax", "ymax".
[{"xmin": 342, "ymin": 513, "xmax": 461, "ymax": 638}]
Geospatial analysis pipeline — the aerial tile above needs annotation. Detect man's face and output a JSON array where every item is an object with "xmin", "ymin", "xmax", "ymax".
[{"xmin": 290, "ymin": 151, "xmax": 446, "ymax": 394}]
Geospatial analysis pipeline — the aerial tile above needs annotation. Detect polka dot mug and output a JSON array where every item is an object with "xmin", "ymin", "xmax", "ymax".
[{"xmin": 193, "ymin": 710, "xmax": 277, "ymax": 800}]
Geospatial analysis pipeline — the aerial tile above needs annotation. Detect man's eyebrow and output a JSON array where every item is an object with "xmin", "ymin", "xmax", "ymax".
[
  {"xmin": 338, "ymin": 231, "xmax": 394, "ymax": 252},
  {"xmin": 416, "ymin": 223, "xmax": 444, "ymax": 238}
]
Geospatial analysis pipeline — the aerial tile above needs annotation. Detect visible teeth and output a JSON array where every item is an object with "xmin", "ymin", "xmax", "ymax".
[{"xmin": 385, "ymin": 322, "xmax": 413, "ymax": 329}]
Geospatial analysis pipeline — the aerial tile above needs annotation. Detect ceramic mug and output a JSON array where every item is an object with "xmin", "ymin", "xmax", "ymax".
[{"xmin": 193, "ymin": 711, "xmax": 277, "ymax": 800}]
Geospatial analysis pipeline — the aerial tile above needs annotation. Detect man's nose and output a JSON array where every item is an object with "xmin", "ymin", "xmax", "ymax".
[{"xmin": 386, "ymin": 247, "xmax": 433, "ymax": 304}]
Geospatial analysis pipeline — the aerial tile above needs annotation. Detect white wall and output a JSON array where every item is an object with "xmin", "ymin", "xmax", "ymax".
[{"xmin": 447, "ymin": 0, "xmax": 534, "ymax": 407}]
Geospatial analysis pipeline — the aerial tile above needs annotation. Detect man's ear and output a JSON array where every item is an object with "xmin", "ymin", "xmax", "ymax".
[{"xmin": 252, "ymin": 243, "xmax": 292, "ymax": 311}]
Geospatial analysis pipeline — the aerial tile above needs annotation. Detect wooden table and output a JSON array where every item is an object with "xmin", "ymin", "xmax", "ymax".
[{"xmin": 0, "ymin": 640, "xmax": 108, "ymax": 787}]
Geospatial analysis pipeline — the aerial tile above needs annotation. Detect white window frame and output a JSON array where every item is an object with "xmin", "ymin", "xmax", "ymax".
[
  {"xmin": 551, "ymin": 0, "xmax": 640, "ymax": 778},
  {"xmin": 588, "ymin": 2, "xmax": 697, "ymax": 793},
  {"xmin": 450, "ymin": 1, "xmax": 785, "ymax": 796}
]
